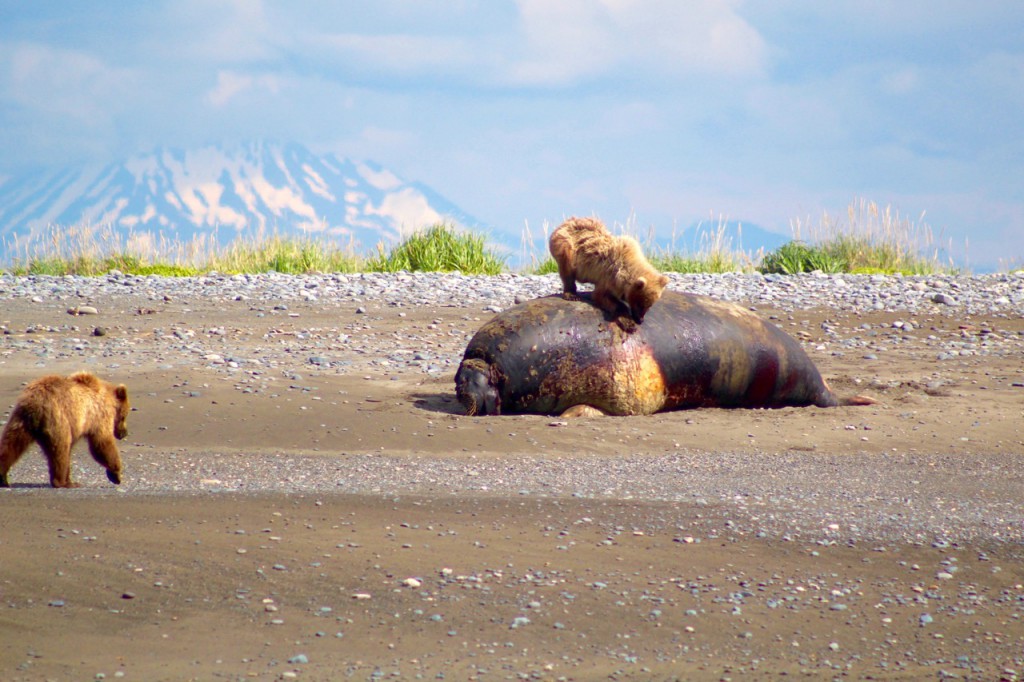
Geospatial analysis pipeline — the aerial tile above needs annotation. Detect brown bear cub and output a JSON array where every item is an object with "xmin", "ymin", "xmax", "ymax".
[
  {"xmin": 0, "ymin": 372, "xmax": 129, "ymax": 488},
  {"xmin": 549, "ymin": 216, "xmax": 670, "ymax": 331}
]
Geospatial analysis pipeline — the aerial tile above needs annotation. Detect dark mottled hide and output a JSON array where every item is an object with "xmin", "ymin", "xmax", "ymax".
[{"xmin": 455, "ymin": 291, "xmax": 872, "ymax": 416}]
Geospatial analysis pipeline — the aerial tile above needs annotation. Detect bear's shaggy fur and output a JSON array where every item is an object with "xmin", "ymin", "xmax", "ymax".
[
  {"xmin": 549, "ymin": 216, "xmax": 670, "ymax": 330},
  {"xmin": 0, "ymin": 372, "xmax": 129, "ymax": 488}
]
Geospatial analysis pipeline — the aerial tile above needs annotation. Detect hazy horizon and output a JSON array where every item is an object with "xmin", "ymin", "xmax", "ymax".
[{"xmin": 1, "ymin": 2, "xmax": 1021, "ymax": 271}]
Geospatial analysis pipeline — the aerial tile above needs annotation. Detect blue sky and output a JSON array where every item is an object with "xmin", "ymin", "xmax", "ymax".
[{"xmin": 1, "ymin": 1, "xmax": 1022, "ymax": 270}]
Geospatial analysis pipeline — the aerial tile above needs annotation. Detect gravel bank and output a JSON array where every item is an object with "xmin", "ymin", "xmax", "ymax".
[{"xmin": 4, "ymin": 270, "xmax": 1024, "ymax": 316}]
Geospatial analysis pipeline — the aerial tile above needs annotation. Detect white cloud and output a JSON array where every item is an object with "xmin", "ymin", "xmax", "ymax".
[
  {"xmin": 161, "ymin": 0, "xmax": 278, "ymax": 63},
  {"xmin": 881, "ymin": 66, "xmax": 920, "ymax": 95},
  {"xmin": 311, "ymin": 32, "xmax": 477, "ymax": 76},
  {"xmin": 4, "ymin": 42, "xmax": 137, "ymax": 120},
  {"xmin": 506, "ymin": 1, "xmax": 618, "ymax": 85},
  {"xmin": 204, "ymin": 70, "xmax": 280, "ymax": 108},
  {"xmin": 592, "ymin": 100, "xmax": 666, "ymax": 136},
  {"xmin": 508, "ymin": 0, "xmax": 768, "ymax": 86},
  {"xmin": 299, "ymin": 1, "xmax": 767, "ymax": 89},
  {"xmin": 205, "ymin": 71, "xmax": 249, "ymax": 108}
]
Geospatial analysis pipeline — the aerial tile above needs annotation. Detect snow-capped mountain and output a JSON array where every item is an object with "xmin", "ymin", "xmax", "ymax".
[{"xmin": 0, "ymin": 140, "xmax": 480, "ymax": 258}]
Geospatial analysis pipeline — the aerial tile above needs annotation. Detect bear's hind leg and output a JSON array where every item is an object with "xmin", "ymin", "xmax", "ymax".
[
  {"xmin": 88, "ymin": 434, "xmax": 123, "ymax": 485},
  {"xmin": 0, "ymin": 420, "xmax": 35, "ymax": 487},
  {"xmin": 45, "ymin": 452, "xmax": 79, "ymax": 488},
  {"xmin": 37, "ymin": 433, "xmax": 78, "ymax": 488}
]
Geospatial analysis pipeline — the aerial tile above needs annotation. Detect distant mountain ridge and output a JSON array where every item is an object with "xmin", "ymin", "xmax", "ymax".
[
  {"xmin": 0, "ymin": 140, "xmax": 480, "ymax": 258},
  {"xmin": 654, "ymin": 220, "xmax": 789, "ymax": 257}
]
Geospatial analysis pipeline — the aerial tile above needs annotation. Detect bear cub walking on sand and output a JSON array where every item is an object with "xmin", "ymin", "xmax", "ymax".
[
  {"xmin": 549, "ymin": 216, "xmax": 670, "ymax": 331},
  {"xmin": 0, "ymin": 372, "xmax": 129, "ymax": 488}
]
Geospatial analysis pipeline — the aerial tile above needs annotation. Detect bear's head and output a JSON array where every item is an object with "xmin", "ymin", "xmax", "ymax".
[
  {"xmin": 626, "ymin": 274, "xmax": 670, "ymax": 323},
  {"xmin": 113, "ymin": 384, "xmax": 130, "ymax": 440}
]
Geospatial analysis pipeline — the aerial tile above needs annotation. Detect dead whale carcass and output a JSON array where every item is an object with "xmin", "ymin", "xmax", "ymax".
[{"xmin": 454, "ymin": 290, "xmax": 872, "ymax": 416}]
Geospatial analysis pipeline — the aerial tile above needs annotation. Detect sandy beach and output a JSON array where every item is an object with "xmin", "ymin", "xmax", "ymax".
[{"xmin": 2, "ymin": 273, "xmax": 1023, "ymax": 680}]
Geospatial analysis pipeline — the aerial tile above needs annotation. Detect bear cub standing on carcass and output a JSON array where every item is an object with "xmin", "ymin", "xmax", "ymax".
[
  {"xmin": 0, "ymin": 372, "xmax": 129, "ymax": 488},
  {"xmin": 549, "ymin": 216, "xmax": 670, "ymax": 331}
]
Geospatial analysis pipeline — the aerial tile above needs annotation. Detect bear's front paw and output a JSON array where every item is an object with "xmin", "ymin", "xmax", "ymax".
[
  {"xmin": 616, "ymin": 316, "xmax": 639, "ymax": 334},
  {"xmin": 106, "ymin": 469, "xmax": 122, "ymax": 485}
]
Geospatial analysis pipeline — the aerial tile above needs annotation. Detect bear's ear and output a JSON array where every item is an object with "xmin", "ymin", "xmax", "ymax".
[
  {"xmin": 633, "ymin": 277, "xmax": 648, "ymax": 292},
  {"xmin": 658, "ymin": 274, "xmax": 669, "ymax": 287},
  {"xmin": 115, "ymin": 385, "xmax": 128, "ymax": 402}
]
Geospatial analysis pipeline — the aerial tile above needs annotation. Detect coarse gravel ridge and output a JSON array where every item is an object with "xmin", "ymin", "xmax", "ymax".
[{"xmin": 3, "ymin": 269, "xmax": 1024, "ymax": 316}]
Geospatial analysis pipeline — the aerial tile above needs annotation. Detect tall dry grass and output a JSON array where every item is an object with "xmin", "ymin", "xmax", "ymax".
[
  {"xmin": 783, "ymin": 198, "xmax": 957, "ymax": 274},
  {"xmin": 2, "ymin": 222, "xmax": 505, "ymax": 276},
  {"xmin": 648, "ymin": 214, "xmax": 758, "ymax": 274},
  {"xmin": 2, "ymin": 199, "xmax": 964, "ymax": 277},
  {"xmin": 3, "ymin": 224, "xmax": 363, "ymax": 275}
]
